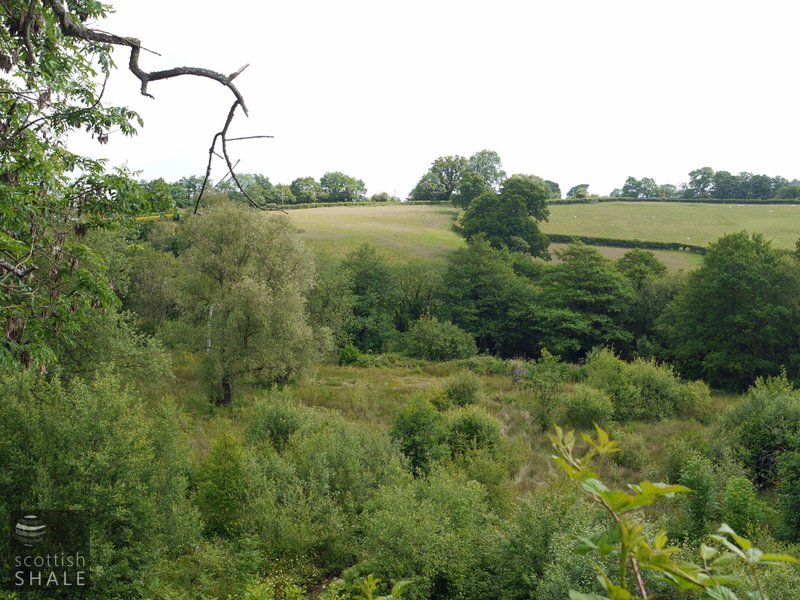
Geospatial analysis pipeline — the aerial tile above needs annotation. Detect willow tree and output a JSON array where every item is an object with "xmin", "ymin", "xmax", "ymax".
[{"xmin": 178, "ymin": 200, "xmax": 321, "ymax": 405}]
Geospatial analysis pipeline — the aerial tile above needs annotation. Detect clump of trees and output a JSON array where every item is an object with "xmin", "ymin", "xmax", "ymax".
[{"xmin": 611, "ymin": 167, "xmax": 800, "ymax": 200}]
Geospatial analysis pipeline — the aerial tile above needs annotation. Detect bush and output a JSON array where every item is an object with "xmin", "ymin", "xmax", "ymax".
[
  {"xmin": 355, "ymin": 468, "xmax": 502, "ymax": 600},
  {"xmin": 563, "ymin": 384, "xmax": 615, "ymax": 428},
  {"xmin": 676, "ymin": 380, "xmax": 713, "ymax": 422},
  {"xmin": 0, "ymin": 371, "xmax": 200, "ymax": 597},
  {"xmin": 391, "ymin": 397, "xmax": 449, "ymax": 475},
  {"xmin": 777, "ymin": 448, "xmax": 800, "ymax": 540},
  {"xmin": 444, "ymin": 371, "xmax": 481, "ymax": 407},
  {"xmin": 723, "ymin": 476, "xmax": 764, "ymax": 534},
  {"xmin": 339, "ymin": 343, "xmax": 362, "ymax": 365},
  {"xmin": 247, "ymin": 391, "xmax": 313, "ymax": 451},
  {"xmin": 402, "ymin": 316, "xmax": 478, "ymax": 361},
  {"xmin": 446, "ymin": 405, "xmax": 503, "ymax": 456},
  {"xmin": 722, "ymin": 373, "xmax": 800, "ymax": 487},
  {"xmin": 196, "ymin": 433, "xmax": 252, "ymax": 537},
  {"xmin": 679, "ymin": 452, "xmax": 715, "ymax": 535},
  {"xmin": 523, "ymin": 349, "xmax": 567, "ymax": 430},
  {"xmin": 611, "ymin": 429, "xmax": 648, "ymax": 470},
  {"xmin": 584, "ymin": 349, "xmax": 702, "ymax": 422},
  {"xmin": 584, "ymin": 349, "xmax": 643, "ymax": 421}
]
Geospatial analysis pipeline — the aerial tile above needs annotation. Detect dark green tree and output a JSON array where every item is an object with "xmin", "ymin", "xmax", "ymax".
[
  {"xmin": 658, "ymin": 232, "xmax": 800, "ymax": 390},
  {"xmin": 543, "ymin": 244, "xmax": 635, "ymax": 359},
  {"xmin": 409, "ymin": 155, "xmax": 469, "ymax": 200},
  {"xmin": 290, "ymin": 176, "xmax": 324, "ymax": 203},
  {"xmin": 453, "ymin": 171, "xmax": 491, "ymax": 209},
  {"xmin": 320, "ymin": 171, "xmax": 367, "ymax": 202},
  {"xmin": 340, "ymin": 244, "xmax": 399, "ymax": 352}
]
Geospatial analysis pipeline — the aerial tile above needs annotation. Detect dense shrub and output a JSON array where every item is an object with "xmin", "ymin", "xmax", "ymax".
[
  {"xmin": 611, "ymin": 429, "xmax": 648, "ymax": 470},
  {"xmin": 444, "ymin": 371, "xmax": 481, "ymax": 406},
  {"xmin": 246, "ymin": 391, "xmax": 315, "ymax": 451},
  {"xmin": 0, "ymin": 371, "xmax": 200, "ymax": 598},
  {"xmin": 722, "ymin": 374, "xmax": 800, "ymax": 487},
  {"xmin": 679, "ymin": 452, "xmax": 715, "ymax": 535},
  {"xmin": 446, "ymin": 406, "xmax": 502, "ymax": 456},
  {"xmin": 563, "ymin": 384, "xmax": 615, "ymax": 428},
  {"xmin": 584, "ymin": 349, "xmax": 642, "ymax": 420},
  {"xmin": 196, "ymin": 433, "xmax": 253, "ymax": 538},
  {"xmin": 402, "ymin": 316, "xmax": 478, "ymax": 360},
  {"xmin": 777, "ymin": 448, "xmax": 800, "ymax": 540},
  {"xmin": 723, "ymin": 476, "xmax": 765, "ymax": 533},
  {"xmin": 676, "ymin": 380, "xmax": 714, "ymax": 422},
  {"xmin": 495, "ymin": 482, "xmax": 603, "ymax": 600},
  {"xmin": 391, "ymin": 397, "xmax": 449, "ymax": 475},
  {"xmin": 338, "ymin": 343, "xmax": 362, "ymax": 365},
  {"xmin": 523, "ymin": 349, "xmax": 568, "ymax": 430},
  {"xmin": 584, "ymin": 349, "xmax": 706, "ymax": 422},
  {"xmin": 355, "ymin": 468, "xmax": 502, "ymax": 600}
]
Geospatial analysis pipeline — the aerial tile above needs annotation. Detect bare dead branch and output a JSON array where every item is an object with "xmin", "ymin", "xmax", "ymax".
[
  {"xmin": 40, "ymin": 0, "xmax": 275, "ymax": 214},
  {"xmin": 227, "ymin": 135, "xmax": 275, "ymax": 142}
]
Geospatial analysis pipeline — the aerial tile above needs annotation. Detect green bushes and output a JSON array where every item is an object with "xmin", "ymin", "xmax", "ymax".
[
  {"xmin": 446, "ymin": 406, "xmax": 502, "ymax": 456},
  {"xmin": 401, "ymin": 316, "xmax": 477, "ymax": 361},
  {"xmin": 679, "ymin": 453, "xmax": 715, "ymax": 534},
  {"xmin": 355, "ymin": 468, "xmax": 502, "ymax": 600},
  {"xmin": 563, "ymin": 384, "xmax": 614, "ymax": 428},
  {"xmin": 721, "ymin": 374, "xmax": 800, "ymax": 487},
  {"xmin": 723, "ymin": 476, "xmax": 765, "ymax": 533},
  {"xmin": 584, "ymin": 349, "xmax": 709, "ymax": 422},
  {"xmin": 0, "ymin": 372, "xmax": 201, "ymax": 598},
  {"xmin": 444, "ymin": 371, "xmax": 481, "ymax": 406},
  {"xmin": 391, "ymin": 397, "xmax": 449, "ymax": 475},
  {"xmin": 247, "ymin": 391, "xmax": 314, "ymax": 450}
]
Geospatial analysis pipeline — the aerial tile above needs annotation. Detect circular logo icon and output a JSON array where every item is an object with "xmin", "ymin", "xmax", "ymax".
[{"xmin": 15, "ymin": 514, "xmax": 47, "ymax": 546}]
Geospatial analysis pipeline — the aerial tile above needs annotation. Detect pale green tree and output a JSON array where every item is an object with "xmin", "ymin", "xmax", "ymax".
[{"xmin": 178, "ymin": 200, "xmax": 321, "ymax": 404}]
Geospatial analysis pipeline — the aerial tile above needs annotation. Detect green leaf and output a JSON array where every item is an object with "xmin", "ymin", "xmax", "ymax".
[
  {"xmin": 759, "ymin": 553, "xmax": 799, "ymax": 564},
  {"xmin": 703, "ymin": 586, "xmax": 739, "ymax": 600}
]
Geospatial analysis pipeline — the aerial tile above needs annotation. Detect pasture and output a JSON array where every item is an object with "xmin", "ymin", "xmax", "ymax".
[
  {"xmin": 543, "ymin": 201, "xmax": 800, "ymax": 249},
  {"xmin": 288, "ymin": 204, "xmax": 705, "ymax": 269}
]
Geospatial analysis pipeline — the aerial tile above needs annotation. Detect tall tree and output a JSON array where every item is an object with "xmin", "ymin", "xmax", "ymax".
[
  {"xmin": 320, "ymin": 171, "xmax": 367, "ymax": 202},
  {"xmin": 409, "ymin": 155, "xmax": 469, "ymax": 200},
  {"xmin": 468, "ymin": 150, "xmax": 507, "ymax": 190},
  {"xmin": 658, "ymin": 232, "xmax": 800, "ymax": 390},
  {"xmin": 289, "ymin": 177, "xmax": 322, "ymax": 204},
  {"xmin": 684, "ymin": 167, "xmax": 715, "ymax": 198},
  {"xmin": 178, "ymin": 200, "xmax": 319, "ymax": 404},
  {"xmin": 460, "ymin": 173, "xmax": 551, "ymax": 258}
]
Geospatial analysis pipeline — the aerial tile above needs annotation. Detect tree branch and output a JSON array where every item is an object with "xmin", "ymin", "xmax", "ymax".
[{"xmin": 41, "ymin": 0, "xmax": 273, "ymax": 212}]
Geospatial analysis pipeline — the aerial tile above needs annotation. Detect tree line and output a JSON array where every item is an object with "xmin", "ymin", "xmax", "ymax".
[{"xmin": 611, "ymin": 167, "xmax": 800, "ymax": 200}]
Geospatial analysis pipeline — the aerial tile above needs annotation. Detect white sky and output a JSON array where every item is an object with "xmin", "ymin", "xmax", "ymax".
[{"xmin": 69, "ymin": 0, "xmax": 800, "ymax": 197}]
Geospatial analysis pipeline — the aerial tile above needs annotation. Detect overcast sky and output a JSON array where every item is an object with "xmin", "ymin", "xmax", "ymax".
[{"xmin": 69, "ymin": 0, "xmax": 800, "ymax": 197}]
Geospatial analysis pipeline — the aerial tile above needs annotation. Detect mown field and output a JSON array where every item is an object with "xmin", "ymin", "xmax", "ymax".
[{"xmin": 543, "ymin": 201, "xmax": 800, "ymax": 249}]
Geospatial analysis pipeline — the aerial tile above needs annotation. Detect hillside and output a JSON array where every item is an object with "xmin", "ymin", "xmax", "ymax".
[
  {"xmin": 289, "ymin": 201, "xmax": 800, "ymax": 270},
  {"xmin": 543, "ymin": 201, "xmax": 800, "ymax": 249}
]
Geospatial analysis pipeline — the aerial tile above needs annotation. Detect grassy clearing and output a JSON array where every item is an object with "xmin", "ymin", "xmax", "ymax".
[
  {"xmin": 544, "ymin": 201, "xmax": 800, "ymax": 249},
  {"xmin": 288, "ymin": 204, "xmax": 464, "ymax": 265}
]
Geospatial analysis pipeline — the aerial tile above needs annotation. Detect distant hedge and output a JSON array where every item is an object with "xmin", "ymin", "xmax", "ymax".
[
  {"xmin": 547, "ymin": 233, "xmax": 707, "ymax": 255},
  {"xmin": 278, "ymin": 200, "xmax": 451, "ymax": 210},
  {"xmin": 548, "ymin": 197, "xmax": 800, "ymax": 205}
]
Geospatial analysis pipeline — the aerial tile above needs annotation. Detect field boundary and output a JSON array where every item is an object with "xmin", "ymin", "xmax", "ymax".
[{"xmin": 547, "ymin": 233, "xmax": 708, "ymax": 254}]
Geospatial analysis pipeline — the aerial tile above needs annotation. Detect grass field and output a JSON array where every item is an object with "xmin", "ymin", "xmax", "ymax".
[
  {"xmin": 544, "ymin": 201, "xmax": 800, "ymax": 249},
  {"xmin": 288, "ymin": 204, "xmax": 703, "ymax": 270},
  {"xmin": 289, "ymin": 204, "xmax": 464, "ymax": 265}
]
